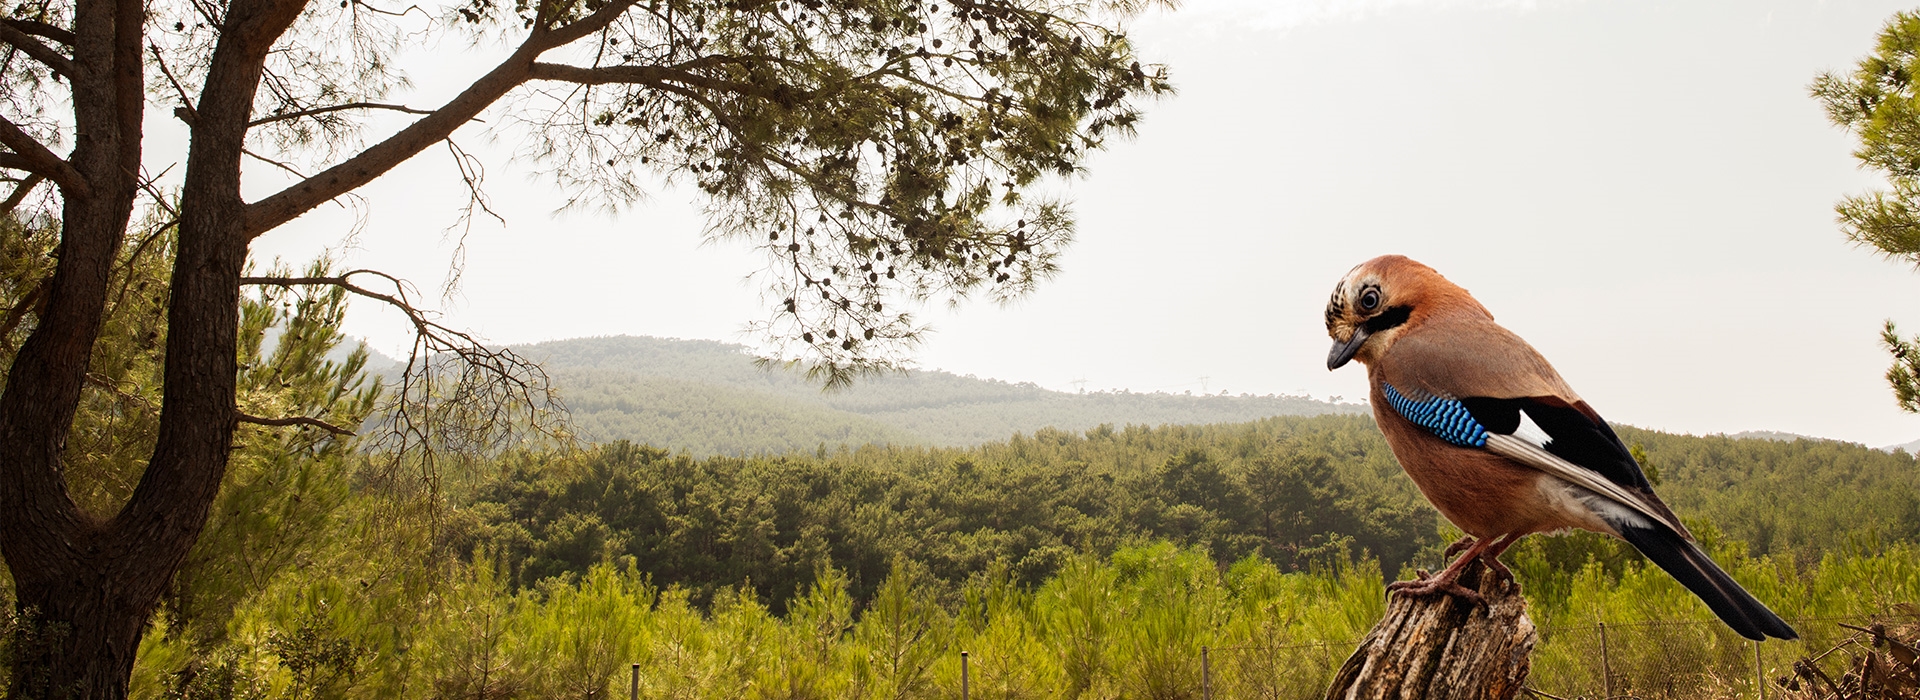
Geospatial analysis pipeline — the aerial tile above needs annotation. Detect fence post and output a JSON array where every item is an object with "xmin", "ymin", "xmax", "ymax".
[
  {"xmin": 1755, "ymin": 640, "xmax": 1765, "ymax": 700},
  {"xmin": 630, "ymin": 662, "xmax": 639, "ymax": 700},
  {"xmin": 961, "ymin": 651, "xmax": 970, "ymax": 700},
  {"xmin": 1599, "ymin": 621, "xmax": 1612, "ymax": 699},
  {"xmin": 1201, "ymin": 645, "xmax": 1212, "ymax": 700}
]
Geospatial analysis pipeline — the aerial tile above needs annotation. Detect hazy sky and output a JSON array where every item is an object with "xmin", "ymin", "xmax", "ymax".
[{"xmin": 247, "ymin": 0, "xmax": 1920, "ymax": 446}]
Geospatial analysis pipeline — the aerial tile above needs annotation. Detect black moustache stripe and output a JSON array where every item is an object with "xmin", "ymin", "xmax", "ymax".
[{"xmin": 1364, "ymin": 305, "xmax": 1412, "ymax": 334}]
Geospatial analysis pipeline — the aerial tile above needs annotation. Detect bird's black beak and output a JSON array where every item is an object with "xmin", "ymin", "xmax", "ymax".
[{"xmin": 1327, "ymin": 328, "xmax": 1369, "ymax": 370}]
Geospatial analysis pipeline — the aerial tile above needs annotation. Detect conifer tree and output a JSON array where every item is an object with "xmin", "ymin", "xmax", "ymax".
[
  {"xmin": 1814, "ymin": 10, "xmax": 1920, "ymax": 411},
  {"xmin": 0, "ymin": 0, "xmax": 1170, "ymax": 691},
  {"xmin": 0, "ymin": 211, "xmax": 378, "ymax": 693}
]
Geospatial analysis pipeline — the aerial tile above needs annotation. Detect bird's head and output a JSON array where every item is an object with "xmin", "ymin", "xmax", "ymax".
[{"xmin": 1324, "ymin": 255, "xmax": 1484, "ymax": 370}]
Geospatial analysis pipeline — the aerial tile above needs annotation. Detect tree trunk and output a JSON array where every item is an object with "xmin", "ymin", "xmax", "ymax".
[
  {"xmin": 0, "ymin": 0, "xmax": 305, "ymax": 693},
  {"xmin": 1325, "ymin": 560, "xmax": 1537, "ymax": 700},
  {"xmin": 8, "ymin": 570, "xmax": 157, "ymax": 699}
]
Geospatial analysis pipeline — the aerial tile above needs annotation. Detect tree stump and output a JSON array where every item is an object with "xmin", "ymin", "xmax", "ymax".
[{"xmin": 1325, "ymin": 559, "xmax": 1537, "ymax": 700}]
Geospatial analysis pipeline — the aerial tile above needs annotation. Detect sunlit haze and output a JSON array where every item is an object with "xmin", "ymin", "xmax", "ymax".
[{"xmin": 239, "ymin": 0, "xmax": 1920, "ymax": 446}]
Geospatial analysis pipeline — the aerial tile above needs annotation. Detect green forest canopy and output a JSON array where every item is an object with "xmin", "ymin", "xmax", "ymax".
[{"xmin": 444, "ymin": 413, "xmax": 1920, "ymax": 615}]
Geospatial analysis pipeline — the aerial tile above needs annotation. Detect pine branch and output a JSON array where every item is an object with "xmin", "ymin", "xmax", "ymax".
[
  {"xmin": 0, "ymin": 21, "xmax": 72, "ymax": 78},
  {"xmin": 0, "ymin": 117, "xmax": 87, "ymax": 197},
  {"xmin": 241, "ymin": 0, "xmax": 641, "ymax": 236},
  {"xmin": 1, "ymin": 19, "xmax": 74, "ymax": 46}
]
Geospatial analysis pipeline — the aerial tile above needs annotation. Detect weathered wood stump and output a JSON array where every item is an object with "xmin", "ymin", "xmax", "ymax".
[{"xmin": 1325, "ymin": 559, "xmax": 1537, "ymax": 700}]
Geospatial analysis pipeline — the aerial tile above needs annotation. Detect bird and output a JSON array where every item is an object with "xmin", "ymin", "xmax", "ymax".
[{"xmin": 1323, "ymin": 254, "xmax": 1797, "ymax": 641}]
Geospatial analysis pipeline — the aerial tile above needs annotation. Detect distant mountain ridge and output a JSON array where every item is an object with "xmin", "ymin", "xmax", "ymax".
[
  {"xmin": 1719, "ymin": 429, "xmax": 1920, "ymax": 454},
  {"xmin": 1725, "ymin": 430, "xmax": 1837, "ymax": 444},
  {"xmin": 512, "ymin": 335, "xmax": 1364, "ymax": 455}
]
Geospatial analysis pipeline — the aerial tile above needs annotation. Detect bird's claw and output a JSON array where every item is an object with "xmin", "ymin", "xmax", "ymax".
[
  {"xmin": 1442, "ymin": 536, "xmax": 1476, "ymax": 560},
  {"xmin": 1387, "ymin": 577, "xmax": 1486, "ymax": 606}
]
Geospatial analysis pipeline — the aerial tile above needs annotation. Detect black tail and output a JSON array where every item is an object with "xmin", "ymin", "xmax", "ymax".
[{"xmin": 1617, "ymin": 525, "xmax": 1798, "ymax": 641}]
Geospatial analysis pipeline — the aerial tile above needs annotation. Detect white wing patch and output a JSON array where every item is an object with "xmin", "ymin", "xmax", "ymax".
[
  {"xmin": 1484, "ymin": 434, "xmax": 1686, "ymax": 537},
  {"xmin": 1512, "ymin": 409, "xmax": 1553, "ymax": 449}
]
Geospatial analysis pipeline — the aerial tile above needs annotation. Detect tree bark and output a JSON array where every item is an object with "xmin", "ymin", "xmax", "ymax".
[
  {"xmin": 0, "ymin": 0, "xmax": 300, "ymax": 694},
  {"xmin": 1325, "ymin": 560, "xmax": 1537, "ymax": 700},
  {"xmin": 0, "ymin": 0, "xmax": 147, "ymax": 694}
]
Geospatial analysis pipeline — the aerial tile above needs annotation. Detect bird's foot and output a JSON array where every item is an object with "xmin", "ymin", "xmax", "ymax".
[
  {"xmin": 1480, "ymin": 554, "xmax": 1516, "ymax": 586},
  {"xmin": 1475, "ymin": 534, "xmax": 1520, "ymax": 591},
  {"xmin": 1442, "ymin": 536, "xmax": 1477, "ymax": 560},
  {"xmin": 1386, "ymin": 574, "xmax": 1485, "ymax": 606},
  {"xmin": 1389, "ymin": 536, "xmax": 1501, "ymax": 606}
]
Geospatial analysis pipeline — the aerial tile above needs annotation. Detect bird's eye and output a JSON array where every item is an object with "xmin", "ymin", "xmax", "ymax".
[{"xmin": 1359, "ymin": 288, "xmax": 1381, "ymax": 311}]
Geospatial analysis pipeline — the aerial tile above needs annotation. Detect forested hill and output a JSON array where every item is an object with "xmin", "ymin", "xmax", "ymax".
[
  {"xmin": 444, "ymin": 413, "xmax": 1920, "ymax": 615},
  {"xmin": 512, "ymin": 335, "xmax": 1362, "ymax": 455}
]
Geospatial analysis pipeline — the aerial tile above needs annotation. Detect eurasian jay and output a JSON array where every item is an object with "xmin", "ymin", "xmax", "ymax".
[{"xmin": 1324, "ymin": 254, "xmax": 1797, "ymax": 641}]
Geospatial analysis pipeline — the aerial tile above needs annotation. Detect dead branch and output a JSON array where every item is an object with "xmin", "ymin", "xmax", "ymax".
[
  {"xmin": 248, "ymin": 101, "xmax": 436, "ymax": 127},
  {"xmin": 1781, "ymin": 613, "xmax": 1920, "ymax": 699},
  {"xmin": 439, "ymin": 138, "xmax": 503, "ymax": 294},
  {"xmin": 238, "ymin": 270, "xmax": 568, "ymax": 482},
  {"xmin": 527, "ymin": 61, "xmax": 773, "ymax": 98},
  {"xmin": 243, "ymin": 147, "xmax": 308, "ymax": 178},
  {"xmin": 236, "ymin": 412, "xmax": 353, "ymax": 436},
  {"xmin": 240, "ymin": 271, "xmax": 427, "ymax": 326},
  {"xmin": 150, "ymin": 44, "xmax": 198, "ymax": 125},
  {"xmin": 83, "ymin": 372, "xmax": 155, "ymax": 413}
]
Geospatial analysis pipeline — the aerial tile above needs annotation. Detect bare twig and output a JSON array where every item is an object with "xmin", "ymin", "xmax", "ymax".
[
  {"xmin": 243, "ymin": 147, "xmax": 307, "ymax": 178},
  {"xmin": 84, "ymin": 372, "xmax": 154, "ymax": 412},
  {"xmin": 237, "ymin": 412, "xmax": 354, "ymax": 436},
  {"xmin": 151, "ymin": 44, "xmax": 199, "ymax": 125},
  {"xmin": 347, "ymin": 0, "xmax": 429, "ymax": 19},
  {"xmin": 238, "ymin": 270, "xmax": 569, "ymax": 470},
  {"xmin": 248, "ymin": 101, "xmax": 437, "ymax": 127},
  {"xmin": 133, "ymin": 163, "xmax": 180, "ymax": 218},
  {"xmin": 440, "ymin": 138, "xmax": 503, "ymax": 295},
  {"xmin": 445, "ymin": 139, "xmax": 502, "ymax": 227},
  {"xmin": 110, "ymin": 215, "xmax": 177, "ymax": 311}
]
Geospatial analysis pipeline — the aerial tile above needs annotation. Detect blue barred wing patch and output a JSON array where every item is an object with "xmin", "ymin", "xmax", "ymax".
[{"xmin": 1381, "ymin": 383, "xmax": 1488, "ymax": 448}]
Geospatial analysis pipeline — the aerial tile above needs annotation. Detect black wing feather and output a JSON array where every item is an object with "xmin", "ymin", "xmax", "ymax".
[
  {"xmin": 1617, "ymin": 524, "xmax": 1799, "ymax": 641},
  {"xmin": 1455, "ymin": 397, "xmax": 1795, "ymax": 640},
  {"xmin": 1459, "ymin": 397, "xmax": 1650, "ymax": 491}
]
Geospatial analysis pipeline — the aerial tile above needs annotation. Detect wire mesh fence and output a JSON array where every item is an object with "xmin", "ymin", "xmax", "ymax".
[
  {"xmin": 598, "ymin": 609, "xmax": 1912, "ymax": 700},
  {"xmin": 867, "ymin": 612, "xmax": 1920, "ymax": 700},
  {"xmin": 1532, "ymin": 619, "xmax": 1772, "ymax": 699},
  {"xmin": 1201, "ymin": 640, "xmax": 1354, "ymax": 700},
  {"xmin": 1527, "ymin": 612, "xmax": 1920, "ymax": 700}
]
